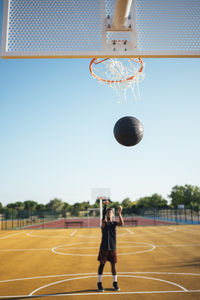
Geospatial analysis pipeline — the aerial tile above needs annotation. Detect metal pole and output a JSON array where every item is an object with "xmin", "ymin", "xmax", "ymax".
[
  {"xmin": 191, "ymin": 207, "xmax": 193, "ymax": 224},
  {"xmin": 184, "ymin": 207, "xmax": 187, "ymax": 224},
  {"xmin": 175, "ymin": 209, "xmax": 178, "ymax": 225},
  {"xmin": 87, "ymin": 209, "xmax": 89, "ymax": 228},
  {"xmin": 154, "ymin": 208, "xmax": 156, "ymax": 226},
  {"xmin": 1, "ymin": 214, "xmax": 3, "ymax": 230},
  {"xmin": 100, "ymin": 199, "xmax": 102, "ymax": 228},
  {"xmin": 11, "ymin": 209, "xmax": 13, "ymax": 229},
  {"xmin": 113, "ymin": 0, "xmax": 133, "ymax": 30},
  {"xmin": 179, "ymin": 208, "xmax": 182, "ymax": 224}
]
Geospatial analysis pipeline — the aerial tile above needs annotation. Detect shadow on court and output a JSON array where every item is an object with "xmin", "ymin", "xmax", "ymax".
[
  {"xmin": 1, "ymin": 289, "xmax": 115, "ymax": 299},
  {"xmin": 178, "ymin": 259, "xmax": 200, "ymax": 268}
]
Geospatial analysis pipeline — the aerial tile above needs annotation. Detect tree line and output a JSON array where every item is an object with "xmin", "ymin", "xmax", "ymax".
[{"xmin": 0, "ymin": 184, "xmax": 200, "ymax": 220}]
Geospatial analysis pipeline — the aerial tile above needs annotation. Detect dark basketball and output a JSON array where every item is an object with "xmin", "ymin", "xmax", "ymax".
[{"xmin": 113, "ymin": 116, "xmax": 144, "ymax": 147}]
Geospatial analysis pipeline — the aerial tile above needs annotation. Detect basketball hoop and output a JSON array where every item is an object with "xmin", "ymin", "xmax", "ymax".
[{"xmin": 89, "ymin": 58, "xmax": 145, "ymax": 102}]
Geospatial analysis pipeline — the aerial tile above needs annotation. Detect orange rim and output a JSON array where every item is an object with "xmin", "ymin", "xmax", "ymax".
[{"xmin": 89, "ymin": 58, "xmax": 144, "ymax": 84}]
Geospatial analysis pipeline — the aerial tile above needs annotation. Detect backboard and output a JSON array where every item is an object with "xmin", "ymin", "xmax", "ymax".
[
  {"xmin": 1, "ymin": 0, "xmax": 200, "ymax": 58},
  {"xmin": 91, "ymin": 188, "xmax": 111, "ymax": 203}
]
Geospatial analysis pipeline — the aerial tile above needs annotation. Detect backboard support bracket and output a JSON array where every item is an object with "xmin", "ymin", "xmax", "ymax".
[{"xmin": 104, "ymin": 0, "xmax": 138, "ymax": 53}]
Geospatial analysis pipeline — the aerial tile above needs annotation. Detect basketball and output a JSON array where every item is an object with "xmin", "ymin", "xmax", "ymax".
[{"xmin": 113, "ymin": 116, "xmax": 144, "ymax": 147}]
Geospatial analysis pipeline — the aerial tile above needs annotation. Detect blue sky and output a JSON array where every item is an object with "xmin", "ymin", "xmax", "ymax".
[{"xmin": 0, "ymin": 3, "xmax": 200, "ymax": 206}]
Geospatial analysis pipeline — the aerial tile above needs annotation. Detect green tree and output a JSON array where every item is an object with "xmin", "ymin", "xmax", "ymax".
[
  {"xmin": 69, "ymin": 205, "xmax": 79, "ymax": 217},
  {"xmin": 36, "ymin": 204, "xmax": 46, "ymax": 217},
  {"xmin": 6, "ymin": 202, "xmax": 26, "ymax": 218},
  {"xmin": 169, "ymin": 184, "xmax": 200, "ymax": 208},
  {"xmin": 46, "ymin": 198, "xmax": 65, "ymax": 215},
  {"xmin": 24, "ymin": 200, "xmax": 37, "ymax": 211},
  {"xmin": 93, "ymin": 199, "xmax": 100, "ymax": 208},
  {"xmin": 150, "ymin": 194, "xmax": 168, "ymax": 208},
  {"xmin": 111, "ymin": 201, "xmax": 121, "ymax": 212},
  {"xmin": 79, "ymin": 201, "xmax": 90, "ymax": 211},
  {"xmin": 135, "ymin": 197, "xmax": 150, "ymax": 209},
  {"xmin": 3, "ymin": 207, "xmax": 12, "ymax": 219},
  {"xmin": 36, "ymin": 204, "xmax": 46, "ymax": 212},
  {"xmin": 8, "ymin": 202, "xmax": 25, "ymax": 210},
  {"xmin": 3, "ymin": 207, "xmax": 17, "ymax": 219},
  {"xmin": 121, "ymin": 198, "xmax": 133, "ymax": 214},
  {"xmin": 61, "ymin": 202, "xmax": 70, "ymax": 217},
  {"xmin": 122, "ymin": 198, "xmax": 132, "ymax": 208},
  {"xmin": 0, "ymin": 202, "xmax": 3, "ymax": 213},
  {"xmin": 136, "ymin": 194, "xmax": 167, "ymax": 209}
]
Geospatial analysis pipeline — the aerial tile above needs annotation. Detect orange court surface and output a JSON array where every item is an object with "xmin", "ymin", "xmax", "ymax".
[{"xmin": 0, "ymin": 225, "xmax": 200, "ymax": 300}]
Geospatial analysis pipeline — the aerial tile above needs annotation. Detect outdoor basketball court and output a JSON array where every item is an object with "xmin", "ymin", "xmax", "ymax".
[
  {"xmin": 0, "ymin": 0, "xmax": 200, "ymax": 298},
  {"xmin": 0, "ymin": 225, "xmax": 200, "ymax": 299}
]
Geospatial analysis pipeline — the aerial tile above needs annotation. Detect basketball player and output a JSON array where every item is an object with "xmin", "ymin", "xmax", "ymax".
[{"xmin": 97, "ymin": 200, "xmax": 124, "ymax": 292}]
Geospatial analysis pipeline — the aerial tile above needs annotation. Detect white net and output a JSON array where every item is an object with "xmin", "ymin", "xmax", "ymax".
[{"xmin": 90, "ymin": 58, "xmax": 145, "ymax": 102}]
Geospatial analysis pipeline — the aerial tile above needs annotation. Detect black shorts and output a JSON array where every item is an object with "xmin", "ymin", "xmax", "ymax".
[{"xmin": 98, "ymin": 249, "xmax": 117, "ymax": 264}]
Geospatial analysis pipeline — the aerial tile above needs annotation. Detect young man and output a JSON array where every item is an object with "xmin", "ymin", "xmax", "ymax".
[{"xmin": 97, "ymin": 201, "xmax": 124, "ymax": 292}]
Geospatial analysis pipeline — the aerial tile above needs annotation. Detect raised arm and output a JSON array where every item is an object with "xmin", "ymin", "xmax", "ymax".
[
  {"xmin": 101, "ymin": 200, "xmax": 108, "ymax": 228},
  {"xmin": 117, "ymin": 206, "xmax": 124, "ymax": 226}
]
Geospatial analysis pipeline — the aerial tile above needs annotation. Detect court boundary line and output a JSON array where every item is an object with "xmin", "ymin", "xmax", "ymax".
[
  {"xmin": 70, "ymin": 230, "xmax": 77, "ymax": 237},
  {"xmin": 26, "ymin": 230, "xmax": 78, "ymax": 239},
  {"xmin": 51, "ymin": 241, "xmax": 156, "ymax": 256},
  {"xmin": 0, "ymin": 248, "xmax": 51, "ymax": 252},
  {"xmin": 1, "ymin": 271, "xmax": 200, "ymax": 284},
  {"xmin": 29, "ymin": 274, "xmax": 188, "ymax": 296},
  {"xmin": 1, "ymin": 271, "xmax": 200, "ymax": 298},
  {"xmin": 1, "ymin": 272, "xmax": 200, "ymax": 298},
  {"xmin": 1, "ymin": 242, "xmax": 199, "ymax": 253},
  {"xmin": 0, "ymin": 232, "xmax": 25, "ymax": 239},
  {"xmin": 126, "ymin": 228, "xmax": 134, "ymax": 234},
  {"xmin": 20, "ymin": 226, "xmax": 178, "ymax": 239}
]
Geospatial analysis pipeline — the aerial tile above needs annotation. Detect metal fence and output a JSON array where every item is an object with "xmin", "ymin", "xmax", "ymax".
[
  {"xmin": 1, "ymin": 207, "xmax": 200, "ymax": 230},
  {"xmin": 137, "ymin": 207, "xmax": 200, "ymax": 225}
]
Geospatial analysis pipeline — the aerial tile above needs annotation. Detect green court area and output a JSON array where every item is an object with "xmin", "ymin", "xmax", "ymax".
[{"xmin": 0, "ymin": 225, "xmax": 200, "ymax": 299}]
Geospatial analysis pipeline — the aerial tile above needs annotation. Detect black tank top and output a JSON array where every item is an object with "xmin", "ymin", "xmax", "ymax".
[{"xmin": 100, "ymin": 221, "xmax": 118, "ymax": 250}]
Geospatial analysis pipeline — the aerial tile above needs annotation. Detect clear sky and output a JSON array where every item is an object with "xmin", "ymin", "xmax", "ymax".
[{"xmin": 0, "ymin": 2, "xmax": 200, "ymax": 206}]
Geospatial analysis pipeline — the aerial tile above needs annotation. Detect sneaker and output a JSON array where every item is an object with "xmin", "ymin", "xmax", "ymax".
[
  {"xmin": 113, "ymin": 281, "xmax": 120, "ymax": 291},
  {"xmin": 97, "ymin": 282, "xmax": 104, "ymax": 292}
]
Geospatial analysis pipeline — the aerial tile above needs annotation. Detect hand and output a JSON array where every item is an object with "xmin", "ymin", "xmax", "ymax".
[
  {"xmin": 103, "ymin": 200, "xmax": 110, "ymax": 205},
  {"xmin": 118, "ymin": 206, "xmax": 123, "ymax": 214}
]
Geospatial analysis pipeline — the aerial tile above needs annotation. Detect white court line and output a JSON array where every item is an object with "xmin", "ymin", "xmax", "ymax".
[
  {"xmin": 61, "ymin": 245, "xmax": 149, "ymax": 250},
  {"xmin": 51, "ymin": 241, "xmax": 156, "ymax": 256},
  {"xmin": 157, "ymin": 243, "xmax": 200, "ymax": 248},
  {"xmin": 0, "ymin": 272, "xmax": 200, "ymax": 284},
  {"xmin": 78, "ymin": 234, "xmax": 98, "ymax": 238},
  {"xmin": 124, "ymin": 227, "xmax": 177, "ymax": 237},
  {"xmin": 176, "ymin": 227, "xmax": 200, "ymax": 233},
  {"xmin": 0, "ymin": 232, "xmax": 24, "ymax": 240},
  {"xmin": 26, "ymin": 232, "xmax": 68, "ymax": 239},
  {"xmin": 29, "ymin": 274, "xmax": 188, "ymax": 296},
  {"xmin": 0, "ymin": 248, "xmax": 50, "ymax": 252},
  {"xmin": 126, "ymin": 228, "xmax": 134, "ymax": 234},
  {"xmin": 78, "ymin": 233, "xmax": 126, "ymax": 238},
  {"xmin": 70, "ymin": 230, "xmax": 77, "ymax": 237}
]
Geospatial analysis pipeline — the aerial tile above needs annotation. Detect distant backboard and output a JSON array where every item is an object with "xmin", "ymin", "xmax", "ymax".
[
  {"xmin": 1, "ymin": 0, "xmax": 200, "ymax": 58},
  {"xmin": 91, "ymin": 188, "xmax": 111, "ymax": 203}
]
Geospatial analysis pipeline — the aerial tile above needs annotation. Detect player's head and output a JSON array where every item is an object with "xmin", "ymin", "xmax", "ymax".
[{"xmin": 106, "ymin": 208, "xmax": 114, "ymax": 221}]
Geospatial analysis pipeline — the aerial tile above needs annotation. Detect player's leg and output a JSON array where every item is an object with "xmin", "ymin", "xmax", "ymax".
[
  {"xmin": 97, "ymin": 249, "xmax": 108, "ymax": 292},
  {"xmin": 97, "ymin": 263, "xmax": 105, "ymax": 291},
  {"xmin": 111, "ymin": 262, "xmax": 120, "ymax": 291},
  {"xmin": 98, "ymin": 263, "xmax": 105, "ymax": 280}
]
